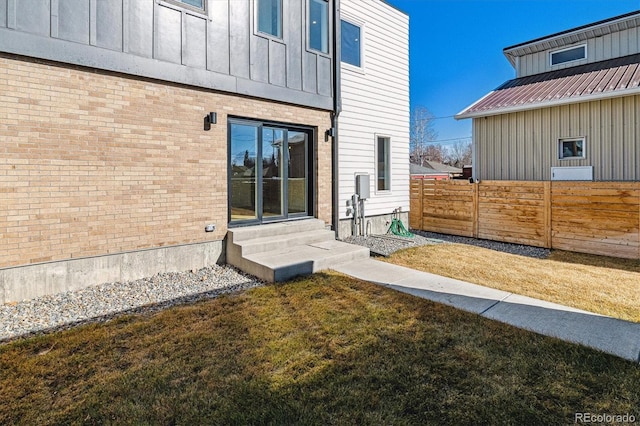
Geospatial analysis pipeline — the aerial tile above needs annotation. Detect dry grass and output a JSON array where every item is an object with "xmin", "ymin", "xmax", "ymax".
[
  {"xmin": 383, "ymin": 243, "xmax": 640, "ymax": 322},
  {"xmin": 1, "ymin": 273, "xmax": 638, "ymax": 424}
]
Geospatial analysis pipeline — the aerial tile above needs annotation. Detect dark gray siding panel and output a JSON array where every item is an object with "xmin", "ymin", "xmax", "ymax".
[
  {"xmin": 207, "ymin": 0, "xmax": 229, "ymax": 74},
  {"xmin": 229, "ymin": 0, "xmax": 250, "ymax": 79},
  {"xmin": 127, "ymin": 0, "xmax": 153, "ymax": 57},
  {"xmin": 302, "ymin": 52, "xmax": 317, "ymax": 94},
  {"xmin": 317, "ymin": 55, "xmax": 331, "ymax": 97},
  {"xmin": 269, "ymin": 41, "xmax": 286, "ymax": 87},
  {"xmin": 0, "ymin": 0, "xmax": 7, "ymax": 28},
  {"xmin": 285, "ymin": 0, "xmax": 302, "ymax": 90},
  {"xmin": 250, "ymin": 35, "xmax": 269, "ymax": 83},
  {"xmin": 155, "ymin": 5, "xmax": 182, "ymax": 65},
  {"xmin": 0, "ymin": 0, "xmax": 334, "ymax": 111},
  {"xmin": 183, "ymin": 14, "xmax": 206, "ymax": 69},
  {"xmin": 58, "ymin": 0, "xmax": 89, "ymax": 44},
  {"xmin": 96, "ymin": 0, "xmax": 123, "ymax": 51},
  {"xmin": 15, "ymin": 0, "xmax": 50, "ymax": 37},
  {"xmin": 0, "ymin": 27, "xmax": 238, "ymax": 93}
]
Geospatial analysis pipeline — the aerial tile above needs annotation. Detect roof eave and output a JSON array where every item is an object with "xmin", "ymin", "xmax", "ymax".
[
  {"xmin": 503, "ymin": 10, "xmax": 640, "ymax": 57},
  {"xmin": 454, "ymin": 90, "xmax": 497, "ymax": 120},
  {"xmin": 455, "ymin": 86, "xmax": 640, "ymax": 119}
]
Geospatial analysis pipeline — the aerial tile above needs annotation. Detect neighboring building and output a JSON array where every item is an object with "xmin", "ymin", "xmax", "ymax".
[
  {"xmin": 0, "ymin": 0, "xmax": 339, "ymax": 301},
  {"xmin": 337, "ymin": 0, "xmax": 410, "ymax": 237},
  {"xmin": 456, "ymin": 10, "xmax": 640, "ymax": 181},
  {"xmin": 410, "ymin": 162, "xmax": 462, "ymax": 180}
]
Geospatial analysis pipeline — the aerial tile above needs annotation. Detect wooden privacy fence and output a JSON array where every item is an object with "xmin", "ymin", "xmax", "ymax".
[{"xmin": 410, "ymin": 179, "xmax": 640, "ymax": 259}]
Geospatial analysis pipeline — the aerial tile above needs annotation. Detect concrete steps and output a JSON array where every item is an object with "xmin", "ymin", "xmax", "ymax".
[{"xmin": 227, "ymin": 219, "xmax": 370, "ymax": 282}]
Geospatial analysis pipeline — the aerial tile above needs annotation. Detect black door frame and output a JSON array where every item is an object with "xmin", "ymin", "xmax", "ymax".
[{"xmin": 227, "ymin": 117, "xmax": 315, "ymax": 227}]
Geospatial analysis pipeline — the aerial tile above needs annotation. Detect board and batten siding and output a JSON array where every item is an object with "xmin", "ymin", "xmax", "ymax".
[
  {"xmin": 473, "ymin": 95, "xmax": 640, "ymax": 181},
  {"xmin": 338, "ymin": 0, "xmax": 409, "ymax": 220},
  {"xmin": 0, "ymin": 0, "xmax": 333, "ymax": 110},
  {"xmin": 516, "ymin": 25, "xmax": 640, "ymax": 78}
]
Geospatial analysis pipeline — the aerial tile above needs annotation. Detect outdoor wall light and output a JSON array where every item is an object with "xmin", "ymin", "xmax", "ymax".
[
  {"xmin": 325, "ymin": 127, "xmax": 335, "ymax": 141},
  {"xmin": 204, "ymin": 112, "xmax": 217, "ymax": 131}
]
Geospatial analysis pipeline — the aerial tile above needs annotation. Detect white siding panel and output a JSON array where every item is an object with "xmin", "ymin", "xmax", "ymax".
[
  {"xmin": 339, "ymin": 0, "xmax": 410, "ymax": 221},
  {"xmin": 517, "ymin": 26, "xmax": 640, "ymax": 78}
]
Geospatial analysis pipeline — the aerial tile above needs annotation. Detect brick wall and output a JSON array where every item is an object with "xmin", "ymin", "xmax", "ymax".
[{"xmin": 0, "ymin": 54, "xmax": 333, "ymax": 268}]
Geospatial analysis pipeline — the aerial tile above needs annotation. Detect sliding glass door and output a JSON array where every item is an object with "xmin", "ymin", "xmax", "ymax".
[{"xmin": 229, "ymin": 120, "xmax": 312, "ymax": 225}]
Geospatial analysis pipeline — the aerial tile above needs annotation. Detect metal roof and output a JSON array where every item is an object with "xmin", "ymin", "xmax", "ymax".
[{"xmin": 456, "ymin": 53, "xmax": 640, "ymax": 119}]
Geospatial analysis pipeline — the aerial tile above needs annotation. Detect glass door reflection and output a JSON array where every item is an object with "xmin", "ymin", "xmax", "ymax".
[
  {"xmin": 230, "ymin": 123, "xmax": 258, "ymax": 222},
  {"xmin": 262, "ymin": 128, "xmax": 284, "ymax": 218},
  {"xmin": 287, "ymin": 131, "xmax": 308, "ymax": 215},
  {"xmin": 229, "ymin": 121, "xmax": 311, "ymax": 224}
]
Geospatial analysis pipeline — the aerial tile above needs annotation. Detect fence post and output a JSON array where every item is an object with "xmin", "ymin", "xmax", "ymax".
[
  {"xmin": 472, "ymin": 181, "xmax": 479, "ymax": 238},
  {"xmin": 544, "ymin": 181, "xmax": 552, "ymax": 249},
  {"xmin": 419, "ymin": 179, "xmax": 424, "ymax": 230}
]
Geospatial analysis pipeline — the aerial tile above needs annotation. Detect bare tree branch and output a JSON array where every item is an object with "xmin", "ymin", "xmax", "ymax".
[{"xmin": 410, "ymin": 106, "xmax": 438, "ymax": 166}]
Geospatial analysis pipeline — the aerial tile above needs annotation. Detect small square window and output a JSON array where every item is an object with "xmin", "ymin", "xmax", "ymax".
[
  {"xmin": 257, "ymin": 0, "xmax": 282, "ymax": 39},
  {"xmin": 376, "ymin": 136, "xmax": 391, "ymax": 191},
  {"xmin": 309, "ymin": 0, "xmax": 329, "ymax": 54},
  {"xmin": 559, "ymin": 138, "xmax": 585, "ymax": 159},
  {"xmin": 341, "ymin": 20, "xmax": 361, "ymax": 67}
]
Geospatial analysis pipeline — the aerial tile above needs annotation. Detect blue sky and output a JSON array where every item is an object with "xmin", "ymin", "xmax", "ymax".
[{"xmin": 384, "ymin": 0, "xmax": 640, "ymax": 144}]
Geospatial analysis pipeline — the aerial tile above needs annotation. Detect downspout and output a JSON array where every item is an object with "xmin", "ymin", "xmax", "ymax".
[{"xmin": 331, "ymin": 0, "xmax": 342, "ymax": 235}]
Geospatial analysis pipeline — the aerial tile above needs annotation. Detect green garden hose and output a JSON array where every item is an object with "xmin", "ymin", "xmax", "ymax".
[{"xmin": 389, "ymin": 218, "xmax": 414, "ymax": 238}]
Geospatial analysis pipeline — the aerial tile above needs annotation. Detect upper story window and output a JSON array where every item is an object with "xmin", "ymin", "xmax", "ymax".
[
  {"xmin": 550, "ymin": 44, "xmax": 586, "ymax": 66},
  {"xmin": 257, "ymin": 0, "xmax": 282, "ymax": 39},
  {"xmin": 176, "ymin": 0, "xmax": 204, "ymax": 9},
  {"xmin": 341, "ymin": 19, "xmax": 361, "ymax": 67},
  {"xmin": 309, "ymin": 0, "xmax": 329, "ymax": 54}
]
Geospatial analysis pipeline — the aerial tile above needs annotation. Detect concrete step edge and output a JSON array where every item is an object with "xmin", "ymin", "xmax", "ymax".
[
  {"xmin": 228, "ymin": 219, "xmax": 327, "ymax": 242},
  {"xmin": 235, "ymin": 230, "xmax": 336, "ymax": 255}
]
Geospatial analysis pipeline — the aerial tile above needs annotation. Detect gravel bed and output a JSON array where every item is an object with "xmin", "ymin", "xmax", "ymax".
[
  {"xmin": 343, "ymin": 233, "xmax": 443, "ymax": 256},
  {"xmin": 0, "ymin": 264, "xmax": 263, "ymax": 344},
  {"xmin": 411, "ymin": 230, "xmax": 551, "ymax": 259},
  {"xmin": 344, "ymin": 230, "xmax": 551, "ymax": 259}
]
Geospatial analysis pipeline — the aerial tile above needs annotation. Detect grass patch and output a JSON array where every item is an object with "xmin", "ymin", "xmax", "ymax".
[
  {"xmin": 383, "ymin": 243, "xmax": 640, "ymax": 323},
  {"xmin": 1, "ymin": 274, "xmax": 638, "ymax": 424}
]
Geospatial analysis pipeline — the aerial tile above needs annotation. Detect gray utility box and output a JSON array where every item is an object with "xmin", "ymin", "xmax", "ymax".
[{"xmin": 355, "ymin": 174, "xmax": 370, "ymax": 199}]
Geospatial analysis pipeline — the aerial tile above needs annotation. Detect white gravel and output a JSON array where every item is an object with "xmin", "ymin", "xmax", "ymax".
[
  {"xmin": 412, "ymin": 230, "xmax": 551, "ymax": 259},
  {"xmin": 343, "ymin": 233, "xmax": 442, "ymax": 256},
  {"xmin": 344, "ymin": 230, "xmax": 551, "ymax": 259},
  {"xmin": 0, "ymin": 264, "xmax": 263, "ymax": 343}
]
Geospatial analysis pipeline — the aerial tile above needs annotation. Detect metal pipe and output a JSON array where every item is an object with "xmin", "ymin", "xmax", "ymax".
[{"xmin": 331, "ymin": 0, "xmax": 342, "ymax": 237}]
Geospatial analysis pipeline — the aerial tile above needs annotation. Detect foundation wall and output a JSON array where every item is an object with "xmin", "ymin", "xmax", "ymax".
[{"xmin": 338, "ymin": 212, "xmax": 409, "ymax": 239}]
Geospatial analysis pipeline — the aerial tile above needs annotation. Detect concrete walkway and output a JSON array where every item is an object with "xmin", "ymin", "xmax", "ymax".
[{"xmin": 333, "ymin": 258, "xmax": 640, "ymax": 363}]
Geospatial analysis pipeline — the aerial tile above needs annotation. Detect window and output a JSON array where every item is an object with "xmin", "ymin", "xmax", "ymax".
[
  {"xmin": 558, "ymin": 137, "xmax": 585, "ymax": 159},
  {"xmin": 177, "ymin": 0, "xmax": 204, "ymax": 9},
  {"xmin": 309, "ymin": 0, "xmax": 329, "ymax": 54},
  {"xmin": 341, "ymin": 19, "xmax": 361, "ymax": 67},
  {"xmin": 257, "ymin": 0, "xmax": 282, "ymax": 38},
  {"xmin": 376, "ymin": 136, "xmax": 391, "ymax": 191},
  {"xmin": 550, "ymin": 44, "xmax": 586, "ymax": 66}
]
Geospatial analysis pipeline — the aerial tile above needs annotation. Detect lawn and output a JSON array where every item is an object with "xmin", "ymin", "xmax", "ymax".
[
  {"xmin": 384, "ymin": 243, "xmax": 640, "ymax": 323},
  {"xmin": 1, "ymin": 274, "xmax": 638, "ymax": 425}
]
